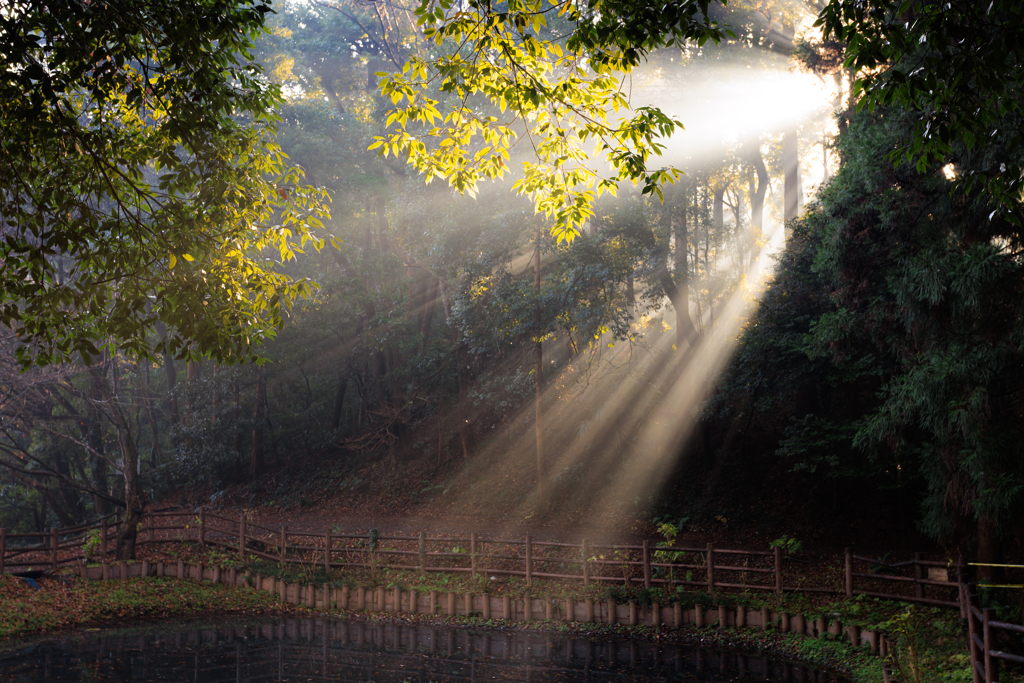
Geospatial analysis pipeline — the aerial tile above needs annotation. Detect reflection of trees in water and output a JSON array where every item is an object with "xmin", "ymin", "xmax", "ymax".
[{"xmin": 5, "ymin": 619, "xmax": 846, "ymax": 682}]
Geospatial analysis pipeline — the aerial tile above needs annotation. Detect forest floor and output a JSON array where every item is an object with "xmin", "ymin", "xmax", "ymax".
[
  {"xmin": 0, "ymin": 573, "xmax": 293, "ymax": 639},
  {"xmin": 164, "ymin": 439, "xmax": 941, "ymax": 560}
]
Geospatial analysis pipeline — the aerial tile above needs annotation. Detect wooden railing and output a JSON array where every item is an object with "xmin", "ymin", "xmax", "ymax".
[
  {"xmin": 966, "ymin": 590, "xmax": 1024, "ymax": 683},
  {"xmin": 0, "ymin": 510, "xmax": 964, "ymax": 607}
]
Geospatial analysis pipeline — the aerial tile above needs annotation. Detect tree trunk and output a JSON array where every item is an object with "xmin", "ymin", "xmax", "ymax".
[
  {"xmin": 976, "ymin": 514, "xmax": 1002, "ymax": 583},
  {"xmin": 112, "ymin": 412, "xmax": 144, "ymax": 561},
  {"xmin": 675, "ymin": 210, "xmax": 698, "ymax": 348},
  {"xmin": 34, "ymin": 496, "xmax": 48, "ymax": 532},
  {"xmin": 713, "ymin": 183, "xmax": 725, "ymax": 238},
  {"xmin": 655, "ymin": 197, "xmax": 698, "ymax": 350},
  {"xmin": 154, "ymin": 321, "xmax": 179, "ymax": 423},
  {"xmin": 90, "ymin": 361, "xmax": 145, "ymax": 560},
  {"xmin": 420, "ymin": 276, "xmax": 440, "ymax": 342},
  {"xmin": 783, "ymin": 125, "xmax": 800, "ymax": 237},
  {"xmin": 331, "ymin": 371, "xmax": 348, "ymax": 432},
  {"xmin": 534, "ymin": 224, "xmax": 545, "ymax": 504},
  {"xmin": 457, "ymin": 347, "xmax": 474, "ymax": 460},
  {"xmin": 143, "ymin": 362, "xmax": 162, "ymax": 470},
  {"xmin": 186, "ymin": 359, "xmax": 200, "ymax": 382},
  {"xmin": 50, "ymin": 451, "xmax": 83, "ymax": 526},
  {"xmin": 87, "ymin": 365, "xmax": 111, "ymax": 516},
  {"xmin": 233, "ymin": 379, "xmax": 244, "ymax": 480},
  {"xmin": 251, "ymin": 370, "xmax": 266, "ymax": 481},
  {"xmin": 183, "ymin": 358, "xmax": 200, "ymax": 428},
  {"xmin": 749, "ymin": 145, "xmax": 769, "ymax": 259}
]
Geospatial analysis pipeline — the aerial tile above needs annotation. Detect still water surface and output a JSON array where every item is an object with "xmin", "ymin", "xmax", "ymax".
[{"xmin": 1, "ymin": 618, "xmax": 848, "ymax": 682}]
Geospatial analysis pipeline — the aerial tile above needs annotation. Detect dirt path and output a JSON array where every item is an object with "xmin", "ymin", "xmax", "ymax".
[{"xmin": 227, "ymin": 508, "xmax": 650, "ymax": 545}]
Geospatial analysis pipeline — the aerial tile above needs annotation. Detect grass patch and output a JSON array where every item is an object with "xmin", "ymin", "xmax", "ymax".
[{"xmin": 0, "ymin": 574, "xmax": 291, "ymax": 640}]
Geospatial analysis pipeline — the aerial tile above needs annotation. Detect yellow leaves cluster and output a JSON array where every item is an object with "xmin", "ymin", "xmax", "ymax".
[{"xmin": 370, "ymin": 0, "xmax": 683, "ymax": 242}]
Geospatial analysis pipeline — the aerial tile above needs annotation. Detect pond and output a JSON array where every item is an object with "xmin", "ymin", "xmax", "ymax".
[{"xmin": 0, "ymin": 618, "xmax": 848, "ymax": 682}]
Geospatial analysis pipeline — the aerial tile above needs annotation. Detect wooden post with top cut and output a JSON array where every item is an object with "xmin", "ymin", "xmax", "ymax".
[
  {"xmin": 642, "ymin": 540, "xmax": 651, "ymax": 589},
  {"xmin": 525, "ymin": 534, "xmax": 533, "ymax": 585},
  {"xmin": 706, "ymin": 543, "xmax": 715, "ymax": 594},
  {"xmin": 470, "ymin": 532, "xmax": 477, "ymax": 579},
  {"xmin": 914, "ymin": 552, "xmax": 924, "ymax": 600},
  {"xmin": 582, "ymin": 538, "xmax": 590, "ymax": 586},
  {"xmin": 845, "ymin": 548, "xmax": 853, "ymax": 598},
  {"xmin": 966, "ymin": 593, "xmax": 981, "ymax": 683},
  {"xmin": 983, "ymin": 607, "xmax": 996, "ymax": 683},
  {"xmin": 325, "ymin": 528, "xmax": 332, "ymax": 571},
  {"xmin": 774, "ymin": 545, "xmax": 783, "ymax": 596},
  {"xmin": 238, "ymin": 517, "xmax": 246, "ymax": 559},
  {"xmin": 418, "ymin": 531, "xmax": 426, "ymax": 575}
]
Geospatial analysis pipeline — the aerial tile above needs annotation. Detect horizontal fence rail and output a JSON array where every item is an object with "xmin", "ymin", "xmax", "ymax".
[{"xmin": 0, "ymin": 510, "xmax": 965, "ymax": 607}]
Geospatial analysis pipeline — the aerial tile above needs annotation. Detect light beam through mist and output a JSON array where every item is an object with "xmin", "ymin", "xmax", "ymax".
[
  {"xmin": 637, "ymin": 60, "xmax": 835, "ymax": 167},
  {"xmin": 394, "ymin": 53, "xmax": 835, "ymax": 542},
  {"xmin": 442, "ymin": 219, "xmax": 786, "ymax": 541}
]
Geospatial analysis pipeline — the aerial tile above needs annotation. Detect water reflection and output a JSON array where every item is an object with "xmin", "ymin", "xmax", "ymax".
[{"xmin": 1, "ymin": 618, "xmax": 848, "ymax": 682}]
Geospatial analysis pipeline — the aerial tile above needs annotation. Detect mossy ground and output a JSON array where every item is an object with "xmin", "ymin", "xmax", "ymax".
[{"xmin": 0, "ymin": 573, "xmax": 294, "ymax": 640}]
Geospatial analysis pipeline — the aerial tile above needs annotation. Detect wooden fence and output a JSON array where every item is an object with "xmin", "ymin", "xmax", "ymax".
[
  {"xmin": 0, "ymin": 509, "xmax": 964, "ymax": 607},
  {"xmin": 966, "ymin": 590, "xmax": 1024, "ymax": 683}
]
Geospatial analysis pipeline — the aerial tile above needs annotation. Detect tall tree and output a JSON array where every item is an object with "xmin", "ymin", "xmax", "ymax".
[{"xmin": 0, "ymin": 0, "xmax": 330, "ymax": 368}]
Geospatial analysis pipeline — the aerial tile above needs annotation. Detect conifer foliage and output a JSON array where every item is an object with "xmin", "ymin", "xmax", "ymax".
[{"xmin": 718, "ymin": 106, "xmax": 1024, "ymax": 557}]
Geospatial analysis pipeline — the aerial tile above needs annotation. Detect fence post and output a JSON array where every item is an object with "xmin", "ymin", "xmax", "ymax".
[
  {"xmin": 706, "ymin": 543, "xmax": 715, "ymax": 594},
  {"xmin": 525, "ymin": 534, "xmax": 533, "ymax": 586},
  {"xmin": 470, "ymin": 532, "xmax": 477, "ymax": 580},
  {"xmin": 199, "ymin": 508, "xmax": 206, "ymax": 547},
  {"xmin": 101, "ymin": 519, "xmax": 108, "ymax": 560},
  {"xmin": 325, "ymin": 528, "xmax": 332, "ymax": 572},
  {"xmin": 845, "ymin": 548, "xmax": 853, "ymax": 598},
  {"xmin": 983, "ymin": 607, "xmax": 996, "ymax": 683},
  {"xmin": 643, "ymin": 540, "xmax": 651, "ymax": 589},
  {"xmin": 774, "ymin": 545, "xmax": 783, "ymax": 596},
  {"xmin": 51, "ymin": 527, "xmax": 58, "ymax": 570},
  {"xmin": 239, "ymin": 517, "xmax": 246, "ymax": 559},
  {"xmin": 958, "ymin": 561, "xmax": 968, "ymax": 619},
  {"xmin": 966, "ymin": 593, "xmax": 981, "ymax": 683},
  {"xmin": 582, "ymin": 538, "xmax": 590, "ymax": 586},
  {"xmin": 147, "ymin": 514, "xmax": 155, "ymax": 545},
  {"xmin": 0, "ymin": 528, "xmax": 5, "ymax": 574},
  {"xmin": 418, "ymin": 531, "xmax": 426, "ymax": 575},
  {"xmin": 280, "ymin": 526, "xmax": 287, "ymax": 566},
  {"xmin": 914, "ymin": 552, "xmax": 924, "ymax": 600}
]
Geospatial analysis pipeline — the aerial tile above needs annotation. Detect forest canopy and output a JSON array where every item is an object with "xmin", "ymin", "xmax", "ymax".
[{"xmin": 0, "ymin": 0, "xmax": 1022, "ymax": 574}]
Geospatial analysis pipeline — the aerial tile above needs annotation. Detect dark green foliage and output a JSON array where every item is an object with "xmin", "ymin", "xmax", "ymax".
[
  {"xmin": 817, "ymin": 0, "xmax": 1024, "ymax": 224},
  {"xmin": 716, "ymin": 105, "xmax": 1024, "ymax": 547}
]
